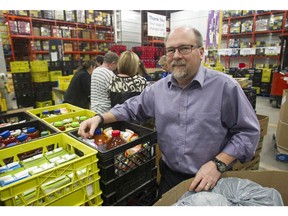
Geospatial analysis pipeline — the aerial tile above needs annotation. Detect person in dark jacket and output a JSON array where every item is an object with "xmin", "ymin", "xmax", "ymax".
[{"xmin": 63, "ymin": 60, "xmax": 96, "ymax": 109}]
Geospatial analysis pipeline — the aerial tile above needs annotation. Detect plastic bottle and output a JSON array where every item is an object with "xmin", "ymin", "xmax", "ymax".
[
  {"xmin": 40, "ymin": 131, "xmax": 49, "ymax": 137},
  {"xmin": 0, "ymin": 130, "xmax": 17, "ymax": 146},
  {"xmin": 78, "ymin": 116, "xmax": 87, "ymax": 123},
  {"xmin": 54, "ymin": 109, "xmax": 61, "ymax": 115},
  {"xmin": 41, "ymin": 110, "xmax": 49, "ymax": 118},
  {"xmin": 16, "ymin": 133, "xmax": 31, "ymax": 144},
  {"xmin": 93, "ymin": 128, "xmax": 107, "ymax": 151},
  {"xmin": 66, "ymin": 121, "xmax": 80, "ymax": 130},
  {"xmin": 106, "ymin": 130, "xmax": 126, "ymax": 150},
  {"xmin": 54, "ymin": 121, "xmax": 66, "ymax": 131},
  {"xmin": 26, "ymin": 127, "xmax": 40, "ymax": 139}
]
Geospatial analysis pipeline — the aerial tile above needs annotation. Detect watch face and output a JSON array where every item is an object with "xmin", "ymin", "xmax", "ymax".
[
  {"xmin": 218, "ymin": 163, "xmax": 226, "ymax": 172},
  {"xmin": 214, "ymin": 158, "xmax": 227, "ymax": 173}
]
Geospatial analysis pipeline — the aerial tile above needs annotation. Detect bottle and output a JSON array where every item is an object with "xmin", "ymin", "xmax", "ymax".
[
  {"xmin": 0, "ymin": 130, "xmax": 17, "ymax": 146},
  {"xmin": 66, "ymin": 121, "xmax": 80, "ymax": 130},
  {"xmin": 41, "ymin": 110, "xmax": 49, "ymax": 118},
  {"xmin": 77, "ymin": 116, "xmax": 87, "ymax": 123},
  {"xmin": 106, "ymin": 130, "xmax": 126, "ymax": 150},
  {"xmin": 93, "ymin": 128, "xmax": 107, "ymax": 152},
  {"xmin": 54, "ymin": 121, "xmax": 66, "ymax": 131},
  {"xmin": 54, "ymin": 109, "xmax": 61, "ymax": 115},
  {"xmin": 40, "ymin": 131, "xmax": 50, "ymax": 137},
  {"xmin": 16, "ymin": 133, "xmax": 31, "ymax": 144},
  {"xmin": 26, "ymin": 127, "xmax": 40, "ymax": 139}
]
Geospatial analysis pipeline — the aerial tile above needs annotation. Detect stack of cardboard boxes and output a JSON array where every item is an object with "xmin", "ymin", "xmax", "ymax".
[{"xmin": 276, "ymin": 89, "xmax": 288, "ymax": 153}]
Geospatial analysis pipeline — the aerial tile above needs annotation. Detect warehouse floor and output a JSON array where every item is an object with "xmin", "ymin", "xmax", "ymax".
[{"xmin": 257, "ymin": 96, "xmax": 288, "ymax": 171}]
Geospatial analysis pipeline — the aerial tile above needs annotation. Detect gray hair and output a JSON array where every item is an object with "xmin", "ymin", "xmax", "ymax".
[
  {"xmin": 104, "ymin": 51, "xmax": 119, "ymax": 64},
  {"xmin": 165, "ymin": 27, "xmax": 203, "ymax": 48}
]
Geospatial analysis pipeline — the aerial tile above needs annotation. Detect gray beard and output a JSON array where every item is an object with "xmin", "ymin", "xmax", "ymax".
[{"xmin": 172, "ymin": 71, "xmax": 189, "ymax": 80}]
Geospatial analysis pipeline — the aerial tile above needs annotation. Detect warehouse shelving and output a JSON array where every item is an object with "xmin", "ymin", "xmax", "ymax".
[
  {"xmin": 220, "ymin": 10, "xmax": 288, "ymax": 68},
  {"xmin": 3, "ymin": 11, "xmax": 115, "ymax": 64}
]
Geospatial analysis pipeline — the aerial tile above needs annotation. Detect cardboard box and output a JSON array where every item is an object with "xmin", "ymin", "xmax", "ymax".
[
  {"xmin": 154, "ymin": 170, "xmax": 288, "ymax": 206},
  {"xmin": 276, "ymin": 89, "xmax": 288, "ymax": 151},
  {"xmin": 257, "ymin": 114, "xmax": 269, "ymax": 137}
]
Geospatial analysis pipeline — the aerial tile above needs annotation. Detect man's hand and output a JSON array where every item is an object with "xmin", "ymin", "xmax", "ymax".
[
  {"xmin": 78, "ymin": 116, "xmax": 101, "ymax": 139},
  {"xmin": 188, "ymin": 160, "xmax": 221, "ymax": 192}
]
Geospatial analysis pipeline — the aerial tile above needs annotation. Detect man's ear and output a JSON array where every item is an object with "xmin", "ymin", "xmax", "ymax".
[{"xmin": 199, "ymin": 47, "xmax": 205, "ymax": 59}]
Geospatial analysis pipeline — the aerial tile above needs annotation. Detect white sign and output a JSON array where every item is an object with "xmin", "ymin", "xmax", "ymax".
[{"xmin": 147, "ymin": 12, "xmax": 166, "ymax": 38}]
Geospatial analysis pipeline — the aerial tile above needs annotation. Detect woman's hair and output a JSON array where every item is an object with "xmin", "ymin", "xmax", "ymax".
[
  {"xmin": 76, "ymin": 60, "xmax": 96, "ymax": 72},
  {"xmin": 95, "ymin": 55, "xmax": 104, "ymax": 65},
  {"xmin": 117, "ymin": 51, "xmax": 140, "ymax": 77}
]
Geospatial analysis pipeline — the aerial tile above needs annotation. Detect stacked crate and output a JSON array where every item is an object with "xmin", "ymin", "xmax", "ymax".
[
  {"xmin": 30, "ymin": 61, "xmax": 52, "ymax": 107},
  {"xmin": 69, "ymin": 122, "xmax": 159, "ymax": 206},
  {"xmin": 132, "ymin": 46, "xmax": 158, "ymax": 68},
  {"xmin": 0, "ymin": 133, "xmax": 102, "ymax": 206},
  {"xmin": 242, "ymin": 87, "xmax": 257, "ymax": 110},
  {"xmin": 10, "ymin": 61, "xmax": 35, "ymax": 108},
  {"xmin": 0, "ymin": 105, "xmax": 103, "ymax": 206},
  {"xmin": 110, "ymin": 45, "xmax": 127, "ymax": 56}
]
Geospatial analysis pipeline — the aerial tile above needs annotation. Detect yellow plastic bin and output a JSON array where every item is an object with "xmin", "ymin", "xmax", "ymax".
[
  {"xmin": 0, "ymin": 133, "xmax": 102, "ymax": 206},
  {"xmin": 27, "ymin": 103, "xmax": 84, "ymax": 120},
  {"xmin": 43, "ymin": 109, "xmax": 96, "ymax": 132}
]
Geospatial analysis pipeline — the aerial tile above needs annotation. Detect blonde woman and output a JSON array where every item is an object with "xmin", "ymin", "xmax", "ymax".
[{"xmin": 109, "ymin": 51, "xmax": 147, "ymax": 107}]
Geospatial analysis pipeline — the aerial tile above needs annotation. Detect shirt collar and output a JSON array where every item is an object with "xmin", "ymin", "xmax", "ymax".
[{"xmin": 167, "ymin": 64, "xmax": 205, "ymax": 88}]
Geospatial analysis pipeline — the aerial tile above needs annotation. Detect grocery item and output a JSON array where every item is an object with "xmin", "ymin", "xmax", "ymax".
[
  {"xmin": 41, "ymin": 110, "xmax": 49, "ymax": 118},
  {"xmin": 0, "ymin": 130, "xmax": 17, "ymax": 146},
  {"xmin": 26, "ymin": 127, "xmax": 40, "ymax": 139},
  {"xmin": 106, "ymin": 130, "xmax": 126, "ymax": 150},
  {"xmin": 54, "ymin": 121, "xmax": 66, "ymax": 131},
  {"xmin": 93, "ymin": 128, "xmax": 107, "ymax": 151}
]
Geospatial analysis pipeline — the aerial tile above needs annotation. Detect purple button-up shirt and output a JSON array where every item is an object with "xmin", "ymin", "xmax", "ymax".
[{"xmin": 110, "ymin": 65, "xmax": 260, "ymax": 175}]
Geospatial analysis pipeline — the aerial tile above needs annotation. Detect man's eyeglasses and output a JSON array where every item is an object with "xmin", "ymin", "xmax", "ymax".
[{"xmin": 165, "ymin": 45, "xmax": 198, "ymax": 56}]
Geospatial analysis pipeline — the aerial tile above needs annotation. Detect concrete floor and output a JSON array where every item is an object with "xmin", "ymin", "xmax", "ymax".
[{"xmin": 256, "ymin": 96, "xmax": 288, "ymax": 171}]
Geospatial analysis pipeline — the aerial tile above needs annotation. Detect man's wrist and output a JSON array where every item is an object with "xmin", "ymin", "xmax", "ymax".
[{"xmin": 95, "ymin": 114, "xmax": 104, "ymax": 126}]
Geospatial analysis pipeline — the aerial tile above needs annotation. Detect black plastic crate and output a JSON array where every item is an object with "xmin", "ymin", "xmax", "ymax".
[
  {"xmin": 15, "ymin": 92, "xmax": 35, "ymax": 108},
  {"xmin": 0, "ymin": 119, "xmax": 59, "ymax": 158},
  {"xmin": 0, "ymin": 111, "xmax": 37, "ymax": 128},
  {"xmin": 102, "ymin": 178, "xmax": 157, "ymax": 206},
  {"xmin": 100, "ymin": 159, "xmax": 157, "ymax": 196},
  {"xmin": 13, "ymin": 82, "xmax": 34, "ymax": 94},
  {"xmin": 68, "ymin": 121, "xmax": 157, "ymax": 167},
  {"xmin": 243, "ymin": 87, "xmax": 257, "ymax": 109},
  {"xmin": 12, "ymin": 72, "xmax": 32, "ymax": 84},
  {"xmin": 116, "ymin": 179, "xmax": 158, "ymax": 206},
  {"xmin": 48, "ymin": 61, "xmax": 62, "ymax": 71},
  {"xmin": 33, "ymin": 82, "xmax": 52, "ymax": 92},
  {"xmin": 62, "ymin": 60, "xmax": 82, "ymax": 70},
  {"xmin": 34, "ymin": 91, "xmax": 52, "ymax": 101}
]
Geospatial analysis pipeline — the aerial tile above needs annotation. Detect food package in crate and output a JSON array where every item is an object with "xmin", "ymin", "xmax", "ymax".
[
  {"xmin": 0, "ymin": 133, "xmax": 102, "ymax": 206},
  {"xmin": 68, "ymin": 122, "xmax": 157, "ymax": 178}
]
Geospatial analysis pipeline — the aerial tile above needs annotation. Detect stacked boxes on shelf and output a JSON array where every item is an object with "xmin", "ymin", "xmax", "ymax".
[
  {"xmin": 110, "ymin": 45, "xmax": 127, "ymax": 56},
  {"xmin": 69, "ymin": 122, "xmax": 158, "ymax": 206},
  {"xmin": 132, "ymin": 46, "xmax": 158, "ymax": 68}
]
